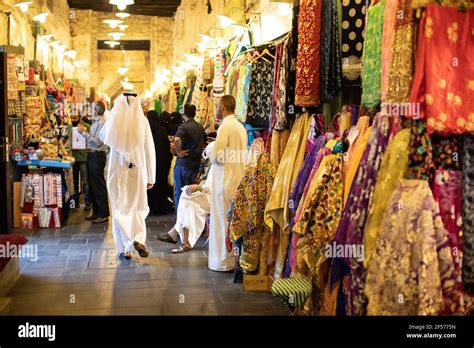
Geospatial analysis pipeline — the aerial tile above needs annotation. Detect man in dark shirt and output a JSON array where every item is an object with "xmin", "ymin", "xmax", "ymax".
[{"xmin": 173, "ymin": 104, "xmax": 207, "ymax": 210}]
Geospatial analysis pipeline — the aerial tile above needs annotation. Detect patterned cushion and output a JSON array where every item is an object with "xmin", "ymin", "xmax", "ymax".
[{"xmin": 271, "ymin": 277, "xmax": 312, "ymax": 309}]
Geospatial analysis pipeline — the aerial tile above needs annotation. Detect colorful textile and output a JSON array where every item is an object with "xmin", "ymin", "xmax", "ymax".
[
  {"xmin": 385, "ymin": 0, "xmax": 414, "ymax": 104},
  {"xmin": 340, "ymin": 0, "xmax": 367, "ymax": 86},
  {"xmin": 363, "ymin": 128, "xmax": 411, "ymax": 268},
  {"xmin": 406, "ymin": 120, "xmax": 433, "ymax": 181},
  {"xmin": 235, "ymin": 64, "xmax": 252, "ymax": 122},
  {"xmin": 462, "ymin": 135, "xmax": 474, "ymax": 292},
  {"xmin": 246, "ymin": 59, "xmax": 275, "ymax": 128},
  {"xmin": 294, "ymin": 154, "xmax": 344, "ymax": 275},
  {"xmin": 361, "ymin": 1, "xmax": 385, "ymax": 108},
  {"xmin": 230, "ymin": 153, "xmax": 274, "ymax": 273},
  {"xmin": 381, "ymin": 0, "xmax": 397, "ymax": 101},
  {"xmin": 272, "ymin": 37, "xmax": 290, "ymax": 130},
  {"xmin": 320, "ymin": 0, "xmax": 342, "ymax": 103},
  {"xmin": 365, "ymin": 179, "xmax": 460, "ymax": 315},
  {"xmin": 409, "ymin": 4, "xmax": 474, "ymax": 134},
  {"xmin": 270, "ymin": 129, "xmax": 291, "ymax": 173},
  {"xmin": 295, "ymin": 0, "xmax": 322, "ymax": 106},
  {"xmin": 332, "ymin": 114, "xmax": 391, "ymax": 316}
]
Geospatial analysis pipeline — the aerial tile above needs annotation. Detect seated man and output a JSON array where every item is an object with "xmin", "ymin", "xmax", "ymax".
[{"xmin": 157, "ymin": 142, "xmax": 214, "ymax": 253}]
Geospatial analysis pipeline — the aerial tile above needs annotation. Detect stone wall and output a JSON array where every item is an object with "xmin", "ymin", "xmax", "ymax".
[
  {"xmin": 0, "ymin": 0, "xmax": 71, "ymax": 71},
  {"xmin": 70, "ymin": 9, "xmax": 173, "ymax": 99}
]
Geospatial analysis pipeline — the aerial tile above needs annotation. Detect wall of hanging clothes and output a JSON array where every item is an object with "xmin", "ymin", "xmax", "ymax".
[{"xmin": 218, "ymin": 0, "xmax": 474, "ymax": 316}]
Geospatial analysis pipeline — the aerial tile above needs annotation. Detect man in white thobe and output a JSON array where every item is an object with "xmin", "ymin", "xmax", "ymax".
[
  {"xmin": 100, "ymin": 94, "xmax": 156, "ymax": 259},
  {"xmin": 209, "ymin": 95, "xmax": 247, "ymax": 271},
  {"xmin": 157, "ymin": 142, "xmax": 215, "ymax": 253}
]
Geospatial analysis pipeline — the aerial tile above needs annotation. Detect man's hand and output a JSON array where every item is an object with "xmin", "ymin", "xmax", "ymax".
[
  {"xmin": 185, "ymin": 184, "xmax": 200, "ymax": 196},
  {"xmin": 177, "ymin": 149, "xmax": 190, "ymax": 158},
  {"xmin": 147, "ymin": 183, "xmax": 154, "ymax": 190},
  {"xmin": 77, "ymin": 124, "xmax": 86, "ymax": 134}
]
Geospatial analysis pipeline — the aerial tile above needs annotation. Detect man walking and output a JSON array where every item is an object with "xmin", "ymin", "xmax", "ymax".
[
  {"xmin": 209, "ymin": 95, "xmax": 247, "ymax": 271},
  {"xmin": 173, "ymin": 104, "xmax": 207, "ymax": 210},
  {"xmin": 78, "ymin": 101, "xmax": 110, "ymax": 223}
]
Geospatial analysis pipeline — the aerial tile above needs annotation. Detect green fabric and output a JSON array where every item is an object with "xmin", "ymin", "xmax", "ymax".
[
  {"xmin": 155, "ymin": 99, "xmax": 162, "ymax": 116},
  {"xmin": 271, "ymin": 277, "xmax": 312, "ymax": 309},
  {"xmin": 360, "ymin": 1, "xmax": 385, "ymax": 108}
]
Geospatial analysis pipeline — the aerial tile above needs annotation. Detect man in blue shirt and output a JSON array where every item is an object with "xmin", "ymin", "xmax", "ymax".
[{"xmin": 172, "ymin": 104, "xmax": 207, "ymax": 210}]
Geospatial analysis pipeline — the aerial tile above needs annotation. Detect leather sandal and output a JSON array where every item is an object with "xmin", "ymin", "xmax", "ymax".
[
  {"xmin": 171, "ymin": 244, "xmax": 192, "ymax": 254},
  {"xmin": 133, "ymin": 241, "xmax": 149, "ymax": 258},
  {"xmin": 156, "ymin": 232, "xmax": 178, "ymax": 244}
]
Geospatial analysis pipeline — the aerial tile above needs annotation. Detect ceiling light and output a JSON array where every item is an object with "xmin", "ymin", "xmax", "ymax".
[
  {"xmin": 117, "ymin": 67, "xmax": 129, "ymax": 75},
  {"xmin": 38, "ymin": 34, "xmax": 54, "ymax": 41},
  {"xmin": 216, "ymin": 14, "xmax": 236, "ymax": 28},
  {"xmin": 116, "ymin": 12, "xmax": 130, "ymax": 19},
  {"xmin": 108, "ymin": 32, "xmax": 125, "ymax": 40},
  {"xmin": 162, "ymin": 68, "xmax": 171, "ymax": 76},
  {"xmin": 57, "ymin": 44, "xmax": 68, "ymax": 51},
  {"xmin": 64, "ymin": 50, "xmax": 78, "ymax": 59},
  {"xmin": 103, "ymin": 19, "xmax": 123, "ymax": 29},
  {"xmin": 73, "ymin": 60, "xmax": 84, "ymax": 68},
  {"xmin": 109, "ymin": 0, "xmax": 134, "ymax": 11},
  {"xmin": 118, "ymin": 24, "xmax": 129, "ymax": 31},
  {"xmin": 104, "ymin": 40, "xmax": 120, "ymax": 48},
  {"xmin": 14, "ymin": 1, "xmax": 32, "ymax": 13},
  {"xmin": 231, "ymin": 23, "xmax": 251, "ymax": 37},
  {"xmin": 33, "ymin": 12, "xmax": 49, "ymax": 23},
  {"xmin": 198, "ymin": 33, "xmax": 214, "ymax": 44},
  {"xmin": 49, "ymin": 40, "xmax": 61, "ymax": 47}
]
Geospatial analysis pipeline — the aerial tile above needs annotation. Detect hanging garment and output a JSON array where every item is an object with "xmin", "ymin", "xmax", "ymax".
[
  {"xmin": 344, "ymin": 115, "xmax": 370, "ymax": 179},
  {"xmin": 230, "ymin": 152, "xmax": 274, "ymax": 273},
  {"xmin": 235, "ymin": 63, "xmax": 252, "ymax": 123},
  {"xmin": 365, "ymin": 179, "xmax": 460, "ymax": 315},
  {"xmin": 363, "ymin": 128, "xmax": 411, "ymax": 268},
  {"xmin": 380, "ymin": 0, "xmax": 397, "ymax": 101},
  {"xmin": 462, "ymin": 135, "xmax": 474, "ymax": 293},
  {"xmin": 246, "ymin": 59, "xmax": 275, "ymax": 128},
  {"xmin": 272, "ymin": 38, "xmax": 290, "ymax": 130},
  {"xmin": 384, "ymin": 0, "xmax": 414, "ymax": 104},
  {"xmin": 340, "ymin": 0, "xmax": 367, "ymax": 86},
  {"xmin": 343, "ymin": 126, "xmax": 372, "ymax": 205},
  {"xmin": 406, "ymin": 120, "xmax": 433, "ymax": 181},
  {"xmin": 100, "ymin": 94, "xmax": 156, "ymax": 254},
  {"xmin": 209, "ymin": 114, "xmax": 247, "ymax": 271},
  {"xmin": 295, "ymin": 0, "xmax": 322, "ymax": 106},
  {"xmin": 409, "ymin": 4, "xmax": 474, "ymax": 134},
  {"xmin": 293, "ymin": 154, "xmax": 344, "ymax": 274},
  {"xmin": 432, "ymin": 169, "xmax": 465, "ymax": 314},
  {"xmin": 430, "ymin": 134, "xmax": 462, "ymax": 180},
  {"xmin": 266, "ymin": 114, "xmax": 313, "ymax": 277},
  {"xmin": 320, "ymin": 0, "xmax": 342, "ymax": 103},
  {"xmin": 270, "ymin": 129, "xmax": 291, "ymax": 173},
  {"xmin": 360, "ymin": 0, "xmax": 385, "ymax": 108},
  {"xmin": 332, "ymin": 114, "xmax": 392, "ymax": 316}
]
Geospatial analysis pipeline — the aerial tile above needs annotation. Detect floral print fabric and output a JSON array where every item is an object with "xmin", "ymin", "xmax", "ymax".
[
  {"xmin": 361, "ymin": 0, "xmax": 385, "ymax": 108},
  {"xmin": 365, "ymin": 179, "xmax": 459, "ymax": 315},
  {"xmin": 235, "ymin": 64, "xmax": 252, "ymax": 123},
  {"xmin": 295, "ymin": 0, "xmax": 322, "ymax": 106},
  {"xmin": 246, "ymin": 59, "xmax": 275, "ymax": 128},
  {"xmin": 462, "ymin": 135, "xmax": 474, "ymax": 293},
  {"xmin": 409, "ymin": 4, "xmax": 474, "ymax": 134},
  {"xmin": 230, "ymin": 152, "xmax": 274, "ymax": 273}
]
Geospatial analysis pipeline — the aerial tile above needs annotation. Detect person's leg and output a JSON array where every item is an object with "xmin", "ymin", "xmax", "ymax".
[
  {"xmin": 93, "ymin": 152, "xmax": 109, "ymax": 219},
  {"xmin": 87, "ymin": 153, "xmax": 98, "ymax": 218},
  {"xmin": 173, "ymin": 165, "xmax": 184, "ymax": 210},
  {"xmin": 79, "ymin": 161, "xmax": 91, "ymax": 206},
  {"xmin": 73, "ymin": 162, "xmax": 80, "ymax": 199}
]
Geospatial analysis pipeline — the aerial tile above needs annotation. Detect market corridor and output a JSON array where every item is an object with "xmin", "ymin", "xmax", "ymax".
[{"xmin": 7, "ymin": 210, "xmax": 287, "ymax": 315}]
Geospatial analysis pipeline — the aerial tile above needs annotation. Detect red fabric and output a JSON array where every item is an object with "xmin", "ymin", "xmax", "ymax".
[
  {"xmin": 295, "ymin": 0, "xmax": 322, "ymax": 107},
  {"xmin": 409, "ymin": 4, "xmax": 474, "ymax": 134},
  {"xmin": 0, "ymin": 234, "xmax": 28, "ymax": 273}
]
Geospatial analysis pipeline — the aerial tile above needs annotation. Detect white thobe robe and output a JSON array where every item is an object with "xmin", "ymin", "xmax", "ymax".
[
  {"xmin": 100, "ymin": 95, "xmax": 156, "ymax": 253},
  {"xmin": 209, "ymin": 114, "xmax": 247, "ymax": 271},
  {"xmin": 174, "ymin": 166, "xmax": 213, "ymax": 248}
]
